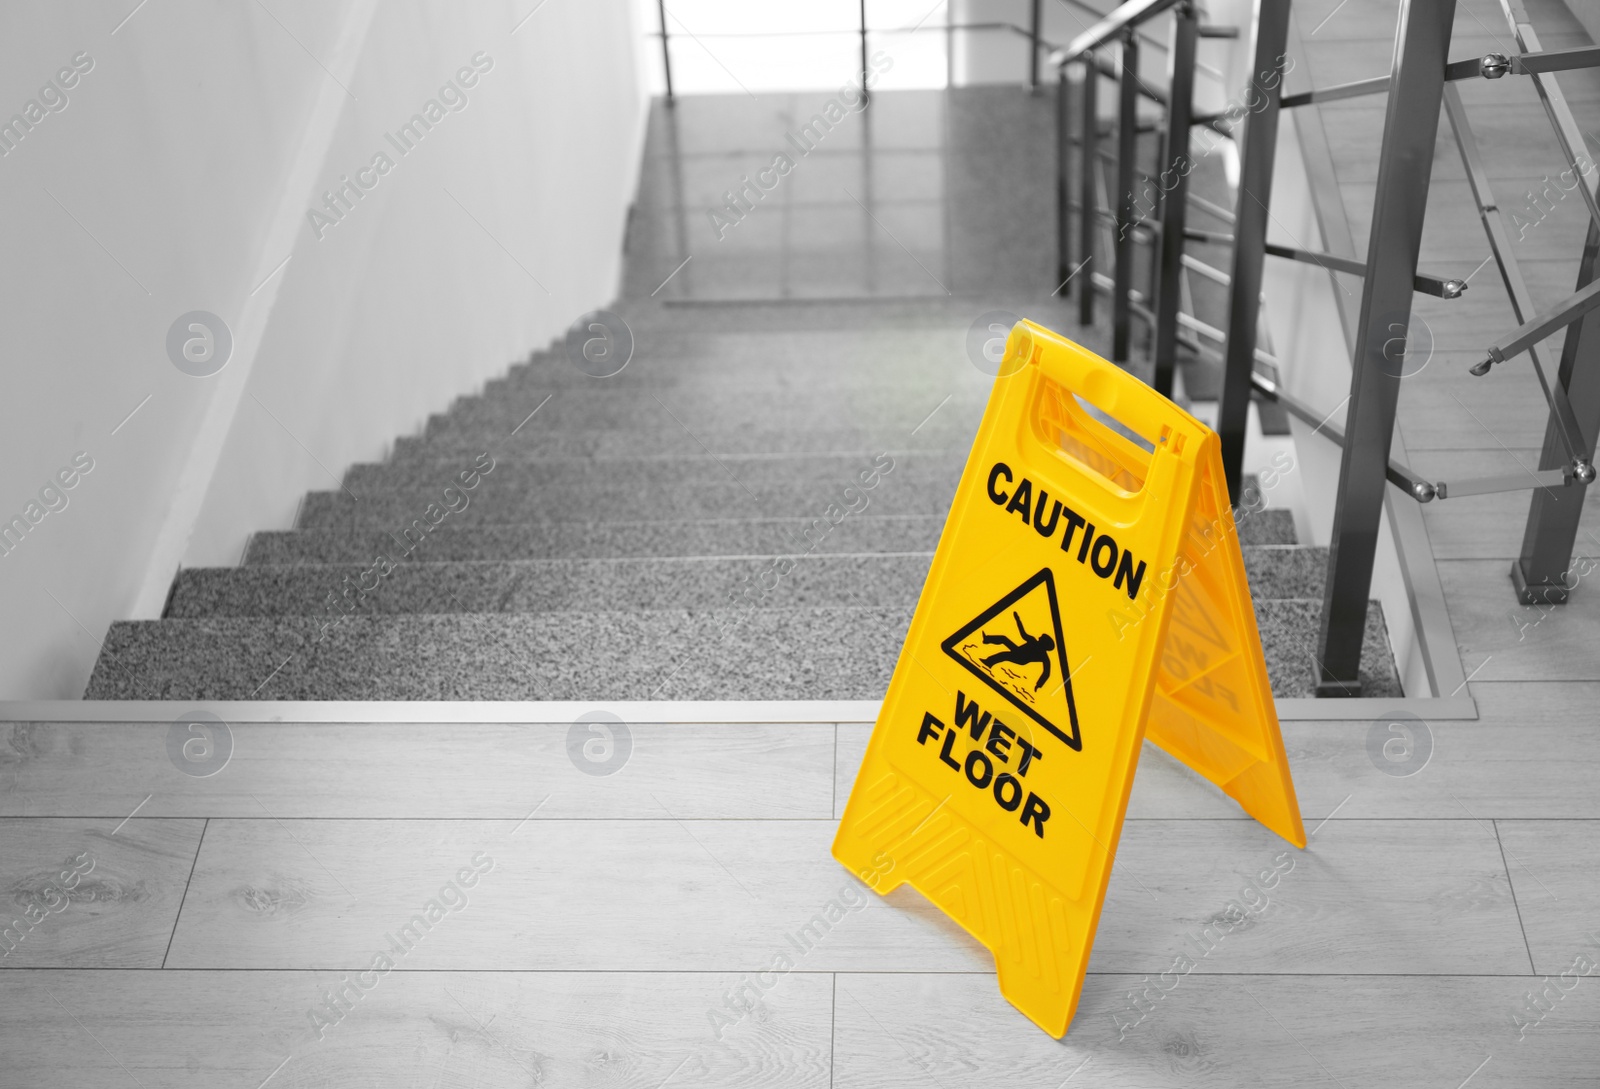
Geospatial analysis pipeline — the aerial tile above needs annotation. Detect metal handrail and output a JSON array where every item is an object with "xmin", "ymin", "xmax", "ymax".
[
  {"xmin": 1051, "ymin": 0, "xmax": 1182, "ymax": 64},
  {"xmin": 1055, "ymin": 0, "xmax": 1600, "ymax": 692},
  {"xmin": 1275, "ymin": 46, "xmax": 1600, "ymax": 108}
]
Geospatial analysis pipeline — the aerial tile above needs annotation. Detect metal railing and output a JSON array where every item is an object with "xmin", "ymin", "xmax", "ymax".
[{"xmin": 1054, "ymin": 0, "xmax": 1600, "ymax": 695}]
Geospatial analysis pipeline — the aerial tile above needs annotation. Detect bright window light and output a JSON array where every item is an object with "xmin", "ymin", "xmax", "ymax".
[{"xmin": 638, "ymin": 1, "xmax": 951, "ymax": 95}]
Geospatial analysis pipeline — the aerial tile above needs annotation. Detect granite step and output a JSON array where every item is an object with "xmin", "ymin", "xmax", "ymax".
[
  {"xmin": 598, "ymin": 294, "xmax": 1087, "ymax": 338},
  {"xmin": 86, "ymin": 608, "xmax": 913, "ymax": 702},
  {"xmin": 1236, "ymin": 508, "xmax": 1296, "ymax": 546},
  {"xmin": 84, "ymin": 596, "xmax": 1399, "ymax": 701},
  {"xmin": 303, "ymin": 465, "xmax": 1301, "ymax": 540},
  {"xmin": 171, "ymin": 545, "xmax": 1326, "ymax": 620},
  {"xmin": 391, "ymin": 423, "xmax": 978, "ymax": 460},
  {"xmin": 419, "ymin": 384, "xmax": 991, "ymax": 442},
  {"xmin": 341, "ymin": 450, "xmax": 938, "ymax": 494},
  {"xmin": 479, "ymin": 328, "xmax": 991, "ymax": 391},
  {"xmin": 1240, "ymin": 545, "xmax": 1327, "ymax": 599},
  {"xmin": 244, "ymin": 516, "xmax": 949, "ymax": 566},
  {"xmin": 468, "ymin": 361, "xmax": 989, "ymax": 401},
  {"xmin": 168, "ymin": 554, "xmax": 930, "ymax": 618},
  {"xmin": 302, "ymin": 453, "xmax": 962, "ymax": 529},
  {"xmin": 250, "ymin": 504, "xmax": 1296, "ymax": 565}
]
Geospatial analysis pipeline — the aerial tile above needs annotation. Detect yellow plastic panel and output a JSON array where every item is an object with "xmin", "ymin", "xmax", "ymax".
[{"xmin": 833, "ymin": 320, "xmax": 1304, "ymax": 1037}]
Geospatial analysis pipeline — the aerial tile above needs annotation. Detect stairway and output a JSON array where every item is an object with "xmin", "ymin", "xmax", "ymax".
[{"xmin": 84, "ymin": 88, "xmax": 1402, "ymax": 701}]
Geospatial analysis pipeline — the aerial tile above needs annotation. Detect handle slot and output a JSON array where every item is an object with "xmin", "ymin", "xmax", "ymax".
[{"xmin": 1003, "ymin": 320, "xmax": 1196, "ymax": 509}]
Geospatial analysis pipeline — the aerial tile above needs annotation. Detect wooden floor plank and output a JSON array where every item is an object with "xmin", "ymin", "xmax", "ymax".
[
  {"xmin": 1398, "ymin": 369, "xmax": 1577, "ymax": 454},
  {"xmin": 1472, "ymin": 679, "xmax": 1600, "ymax": 725},
  {"xmin": 1096, "ymin": 818, "xmax": 1529, "ymax": 976},
  {"xmin": 159, "ymin": 816, "xmax": 1526, "ymax": 977},
  {"xmin": 842, "ymin": 698, "xmax": 1600, "ymax": 826},
  {"xmin": 161, "ymin": 816, "xmax": 990, "ymax": 973},
  {"xmin": 1279, "ymin": 714, "xmax": 1600, "ymax": 821},
  {"xmin": 0, "ymin": 721, "xmax": 834, "ymax": 819},
  {"xmin": 0, "ymin": 818, "xmax": 204, "ymax": 968},
  {"xmin": 0, "ymin": 969, "xmax": 833, "ymax": 1089},
  {"xmin": 1441, "ymin": 560, "xmax": 1600, "ymax": 681},
  {"xmin": 1493, "ymin": 820, "xmax": 1600, "ymax": 978},
  {"xmin": 1342, "ymin": 176, "xmax": 1597, "ymax": 265},
  {"xmin": 833, "ymin": 973, "xmax": 1599, "ymax": 1088}
]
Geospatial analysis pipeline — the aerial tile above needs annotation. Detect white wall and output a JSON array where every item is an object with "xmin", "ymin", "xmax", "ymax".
[{"xmin": 0, "ymin": 0, "xmax": 648, "ymax": 698}]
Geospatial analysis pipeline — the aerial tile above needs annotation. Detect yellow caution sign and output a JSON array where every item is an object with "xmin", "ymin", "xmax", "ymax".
[{"xmin": 833, "ymin": 319, "xmax": 1305, "ymax": 1037}]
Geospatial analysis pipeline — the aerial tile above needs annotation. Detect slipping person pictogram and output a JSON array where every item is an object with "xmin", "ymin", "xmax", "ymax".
[
  {"xmin": 981, "ymin": 611, "xmax": 1055, "ymax": 691},
  {"xmin": 941, "ymin": 568, "xmax": 1080, "ymax": 751}
]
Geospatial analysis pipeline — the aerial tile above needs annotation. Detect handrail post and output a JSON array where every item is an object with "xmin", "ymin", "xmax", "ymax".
[
  {"xmin": 657, "ymin": 0, "xmax": 674, "ymax": 103},
  {"xmin": 860, "ymin": 0, "xmax": 870, "ymax": 100},
  {"xmin": 1058, "ymin": 63, "xmax": 1074, "ymax": 285},
  {"xmin": 1317, "ymin": 0, "xmax": 1457, "ymax": 696},
  {"xmin": 1030, "ymin": 0, "xmax": 1044, "ymax": 89},
  {"xmin": 1079, "ymin": 57, "xmax": 1099, "ymax": 326},
  {"xmin": 1514, "ymin": 217, "xmax": 1600, "ymax": 603},
  {"xmin": 1112, "ymin": 29, "xmax": 1140, "ymax": 361},
  {"xmin": 1217, "ymin": 0, "xmax": 1291, "ymax": 502},
  {"xmin": 1151, "ymin": 2, "xmax": 1198, "ymax": 397}
]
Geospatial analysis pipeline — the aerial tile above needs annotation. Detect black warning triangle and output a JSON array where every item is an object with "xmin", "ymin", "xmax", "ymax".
[{"xmin": 940, "ymin": 568, "xmax": 1081, "ymax": 751}]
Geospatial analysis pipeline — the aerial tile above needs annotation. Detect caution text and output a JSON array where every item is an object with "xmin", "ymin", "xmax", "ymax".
[{"xmin": 987, "ymin": 462, "xmax": 1146, "ymax": 600}]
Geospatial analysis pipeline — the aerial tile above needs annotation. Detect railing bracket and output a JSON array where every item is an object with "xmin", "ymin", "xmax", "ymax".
[{"xmin": 1480, "ymin": 51, "xmax": 1511, "ymax": 78}]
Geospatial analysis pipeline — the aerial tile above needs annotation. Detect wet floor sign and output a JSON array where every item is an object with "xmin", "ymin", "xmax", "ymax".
[{"xmin": 833, "ymin": 319, "xmax": 1305, "ymax": 1037}]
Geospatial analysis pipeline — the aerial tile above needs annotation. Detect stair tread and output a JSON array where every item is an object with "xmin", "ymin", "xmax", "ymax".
[
  {"xmin": 421, "ymin": 386, "xmax": 992, "ymax": 438},
  {"xmin": 301, "ymin": 456, "xmax": 961, "ymax": 529},
  {"xmin": 174, "ymin": 545, "xmax": 1328, "ymax": 619},
  {"xmin": 391, "ymin": 427, "xmax": 977, "ymax": 459},
  {"xmin": 245, "ymin": 516, "xmax": 950, "ymax": 565},
  {"xmin": 86, "ymin": 598, "xmax": 1399, "ymax": 702}
]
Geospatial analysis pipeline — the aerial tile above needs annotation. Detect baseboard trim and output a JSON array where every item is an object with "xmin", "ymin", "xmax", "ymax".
[{"xmin": 0, "ymin": 694, "xmax": 1478, "ymax": 723}]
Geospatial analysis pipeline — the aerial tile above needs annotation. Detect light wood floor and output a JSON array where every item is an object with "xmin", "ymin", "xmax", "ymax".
[
  {"xmin": 2, "ymin": 691, "xmax": 1597, "ymax": 1087},
  {"xmin": 6, "ymin": 2, "xmax": 1600, "ymax": 1086}
]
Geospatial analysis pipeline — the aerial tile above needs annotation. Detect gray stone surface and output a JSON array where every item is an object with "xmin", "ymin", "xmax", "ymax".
[
  {"xmin": 87, "ymin": 596, "xmax": 1398, "ymax": 701},
  {"xmin": 85, "ymin": 608, "xmax": 915, "ymax": 701},
  {"xmin": 626, "ymin": 88, "xmax": 1059, "ymax": 303},
  {"xmin": 393, "ymin": 423, "xmax": 977, "ymax": 460},
  {"xmin": 301, "ymin": 454, "xmax": 964, "ymax": 529},
  {"xmin": 212, "ymin": 544, "xmax": 1323, "ymax": 617},
  {"xmin": 1236, "ymin": 509, "xmax": 1298, "ymax": 547},
  {"xmin": 1254, "ymin": 599, "xmax": 1404, "ymax": 699},
  {"xmin": 342, "ymin": 451, "xmax": 958, "ymax": 494},
  {"xmin": 169, "ymin": 554, "xmax": 935, "ymax": 618},
  {"xmin": 244, "ymin": 516, "xmax": 949, "ymax": 566},
  {"xmin": 419, "ymin": 383, "xmax": 992, "ymax": 440},
  {"xmin": 1242, "ymin": 545, "xmax": 1329, "ymax": 601},
  {"xmin": 486, "ymin": 328, "xmax": 988, "ymax": 390}
]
